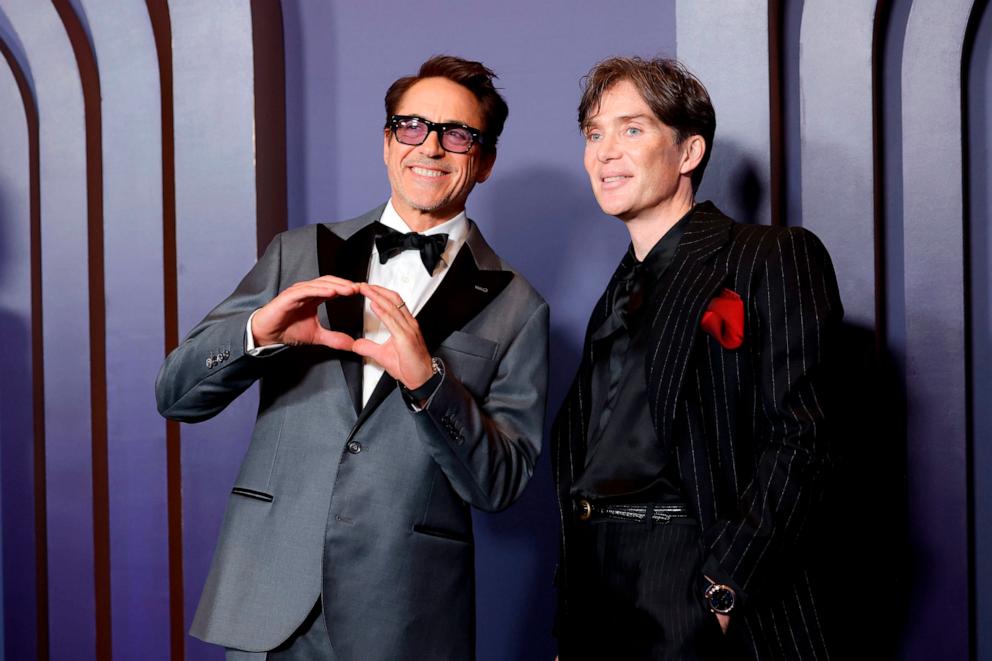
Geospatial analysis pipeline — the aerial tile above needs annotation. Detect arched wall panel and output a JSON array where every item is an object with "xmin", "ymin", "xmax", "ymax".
[
  {"xmin": 77, "ymin": 1, "xmax": 170, "ymax": 659},
  {"xmin": 169, "ymin": 1, "xmax": 258, "ymax": 658},
  {"xmin": 677, "ymin": 0, "xmax": 772, "ymax": 226},
  {"xmin": 799, "ymin": 0, "xmax": 878, "ymax": 329},
  {"xmin": 0, "ymin": 30, "xmax": 38, "ymax": 661},
  {"xmin": 0, "ymin": 1, "xmax": 96, "ymax": 659},
  {"xmin": 901, "ymin": 0, "xmax": 975, "ymax": 657},
  {"xmin": 967, "ymin": 3, "xmax": 992, "ymax": 658}
]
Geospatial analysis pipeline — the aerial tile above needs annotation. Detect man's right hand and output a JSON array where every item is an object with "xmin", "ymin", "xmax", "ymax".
[{"xmin": 250, "ymin": 276, "xmax": 358, "ymax": 350}]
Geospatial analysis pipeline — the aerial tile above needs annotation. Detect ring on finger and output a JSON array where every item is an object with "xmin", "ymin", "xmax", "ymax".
[{"xmin": 396, "ymin": 301, "xmax": 406, "ymax": 310}]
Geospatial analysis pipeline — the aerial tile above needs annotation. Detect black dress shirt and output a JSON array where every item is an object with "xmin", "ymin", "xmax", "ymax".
[{"xmin": 571, "ymin": 206, "xmax": 695, "ymax": 502}]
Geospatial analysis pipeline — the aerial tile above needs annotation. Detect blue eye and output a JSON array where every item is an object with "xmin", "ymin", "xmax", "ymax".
[
  {"xmin": 624, "ymin": 127, "xmax": 642, "ymax": 137},
  {"xmin": 586, "ymin": 131, "xmax": 603, "ymax": 142}
]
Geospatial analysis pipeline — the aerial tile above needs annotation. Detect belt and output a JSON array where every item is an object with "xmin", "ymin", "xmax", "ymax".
[{"xmin": 575, "ymin": 499, "xmax": 693, "ymax": 524}]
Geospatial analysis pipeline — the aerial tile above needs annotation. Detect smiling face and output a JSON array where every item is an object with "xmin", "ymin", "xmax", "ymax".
[
  {"xmin": 582, "ymin": 79, "xmax": 700, "ymax": 225},
  {"xmin": 383, "ymin": 77, "xmax": 495, "ymax": 231}
]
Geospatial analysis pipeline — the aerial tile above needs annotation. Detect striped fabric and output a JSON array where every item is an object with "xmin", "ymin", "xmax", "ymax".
[{"xmin": 553, "ymin": 202, "xmax": 843, "ymax": 660}]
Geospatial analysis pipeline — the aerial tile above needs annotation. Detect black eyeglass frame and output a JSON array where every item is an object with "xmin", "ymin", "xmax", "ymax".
[{"xmin": 386, "ymin": 115, "xmax": 488, "ymax": 153}]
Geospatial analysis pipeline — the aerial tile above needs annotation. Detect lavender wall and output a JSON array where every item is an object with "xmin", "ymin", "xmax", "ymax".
[{"xmin": 0, "ymin": 1, "xmax": 988, "ymax": 659}]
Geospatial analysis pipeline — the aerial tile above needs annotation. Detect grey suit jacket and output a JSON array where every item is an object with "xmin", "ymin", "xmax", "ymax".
[{"xmin": 156, "ymin": 206, "xmax": 549, "ymax": 659}]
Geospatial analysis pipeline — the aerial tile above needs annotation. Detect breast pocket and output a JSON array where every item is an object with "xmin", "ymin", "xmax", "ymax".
[{"xmin": 436, "ymin": 331, "xmax": 499, "ymax": 401}]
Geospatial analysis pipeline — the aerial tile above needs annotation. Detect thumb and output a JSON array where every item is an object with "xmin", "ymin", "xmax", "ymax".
[
  {"xmin": 350, "ymin": 337, "xmax": 383, "ymax": 360},
  {"xmin": 313, "ymin": 329, "xmax": 355, "ymax": 351}
]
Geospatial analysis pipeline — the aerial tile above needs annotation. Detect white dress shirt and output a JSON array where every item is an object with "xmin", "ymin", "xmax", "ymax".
[{"xmin": 247, "ymin": 200, "xmax": 468, "ymax": 407}]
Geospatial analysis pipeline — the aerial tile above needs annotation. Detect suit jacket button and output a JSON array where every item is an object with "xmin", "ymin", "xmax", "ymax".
[{"xmin": 346, "ymin": 440, "xmax": 362, "ymax": 454}]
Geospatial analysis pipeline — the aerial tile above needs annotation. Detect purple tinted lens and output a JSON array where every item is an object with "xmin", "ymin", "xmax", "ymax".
[
  {"xmin": 440, "ymin": 128, "xmax": 473, "ymax": 151},
  {"xmin": 396, "ymin": 120, "xmax": 428, "ymax": 144}
]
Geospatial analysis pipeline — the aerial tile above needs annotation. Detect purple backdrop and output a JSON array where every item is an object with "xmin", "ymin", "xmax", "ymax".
[{"xmin": 0, "ymin": 1, "xmax": 988, "ymax": 660}]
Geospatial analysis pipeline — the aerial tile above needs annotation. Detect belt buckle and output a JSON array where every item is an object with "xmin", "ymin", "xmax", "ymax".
[{"xmin": 577, "ymin": 499, "xmax": 593, "ymax": 521}]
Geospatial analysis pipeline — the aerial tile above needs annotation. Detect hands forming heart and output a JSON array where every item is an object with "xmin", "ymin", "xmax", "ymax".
[{"xmin": 250, "ymin": 277, "xmax": 434, "ymax": 390}]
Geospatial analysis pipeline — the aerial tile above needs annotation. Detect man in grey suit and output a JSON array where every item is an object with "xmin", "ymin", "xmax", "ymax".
[{"xmin": 156, "ymin": 55, "xmax": 549, "ymax": 660}]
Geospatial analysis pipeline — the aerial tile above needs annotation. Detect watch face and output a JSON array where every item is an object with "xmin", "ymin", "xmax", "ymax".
[{"xmin": 706, "ymin": 585, "xmax": 735, "ymax": 613}]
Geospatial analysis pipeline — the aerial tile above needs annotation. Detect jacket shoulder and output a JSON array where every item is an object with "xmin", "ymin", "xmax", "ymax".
[
  {"xmin": 727, "ymin": 220, "xmax": 830, "ymax": 259},
  {"xmin": 258, "ymin": 206, "xmax": 385, "ymax": 254}
]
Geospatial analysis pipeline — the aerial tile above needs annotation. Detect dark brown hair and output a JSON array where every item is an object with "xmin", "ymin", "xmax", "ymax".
[
  {"xmin": 385, "ymin": 55, "xmax": 509, "ymax": 152},
  {"xmin": 579, "ymin": 56, "xmax": 715, "ymax": 190}
]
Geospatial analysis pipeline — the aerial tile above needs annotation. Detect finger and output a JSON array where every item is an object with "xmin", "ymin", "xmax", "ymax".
[
  {"xmin": 351, "ymin": 337, "xmax": 387, "ymax": 363},
  {"xmin": 313, "ymin": 328, "xmax": 355, "ymax": 351},
  {"xmin": 313, "ymin": 275, "xmax": 359, "ymax": 288},
  {"xmin": 363, "ymin": 287, "xmax": 417, "ymax": 331},
  {"xmin": 281, "ymin": 281, "xmax": 358, "ymax": 304},
  {"xmin": 360, "ymin": 283, "xmax": 410, "ymax": 317},
  {"xmin": 360, "ymin": 282, "xmax": 404, "ymax": 305},
  {"xmin": 367, "ymin": 299, "xmax": 415, "ymax": 340},
  {"xmin": 290, "ymin": 279, "xmax": 358, "ymax": 297},
  {"xmin": 370, "ymin": 299, "xmax": 420, "ymax": 339}
]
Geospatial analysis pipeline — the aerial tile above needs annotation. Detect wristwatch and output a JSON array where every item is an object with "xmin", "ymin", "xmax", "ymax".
[
  {"xmin": 407, "ymin": 356, "xmax": 445, "ymax": 401},
  {"xmin": 704, "ymin": 582, "xmax": 736, "ymax": 614}
]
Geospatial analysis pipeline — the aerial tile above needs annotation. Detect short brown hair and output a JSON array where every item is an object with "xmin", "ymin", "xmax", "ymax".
[
  {"xmin": 578, "ymin": 56, "xmax": 715, "ymax": 190},
  {"xmin": 385, "ymin": 55, "xmax": 509, "ymax": 152}
]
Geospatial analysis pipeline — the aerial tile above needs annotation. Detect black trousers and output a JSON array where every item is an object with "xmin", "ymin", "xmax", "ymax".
[{"xmin": 558, "ymin": 519, "xmax": 727, "ymax": 661}]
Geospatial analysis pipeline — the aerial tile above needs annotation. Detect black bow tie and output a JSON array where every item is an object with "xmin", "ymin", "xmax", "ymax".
[{"xmin": 374, "ymin": 226, "xmax": 449, "ymax": 275}]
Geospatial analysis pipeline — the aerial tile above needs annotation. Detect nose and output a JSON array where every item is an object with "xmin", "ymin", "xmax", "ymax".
[
  {"xmin": 597, "ymin": 133, "xmax": 621, "ymax": 162},
  {"xmin": 417, "ymin": 129, "xmax": 445, "ymax": 157}
]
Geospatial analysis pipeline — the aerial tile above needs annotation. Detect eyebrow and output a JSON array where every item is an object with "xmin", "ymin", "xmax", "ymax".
[
  {"xmin": 583, "ymin": 113, "xmax": 652, "ymax": 130},
  {"xmin": 405, "ymin": 114, "xmax": 478, "ymax": 127}
]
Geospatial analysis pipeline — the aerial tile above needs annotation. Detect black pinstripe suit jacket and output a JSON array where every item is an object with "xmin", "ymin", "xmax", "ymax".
[{"xmin": 553, "ymin": 202, "xmax": 843, "ymax": 660}]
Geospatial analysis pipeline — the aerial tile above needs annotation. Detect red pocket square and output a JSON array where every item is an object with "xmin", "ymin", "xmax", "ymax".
[{"xmin": 700, "ymin": 289, "xmax": 744, "ymax": 349}]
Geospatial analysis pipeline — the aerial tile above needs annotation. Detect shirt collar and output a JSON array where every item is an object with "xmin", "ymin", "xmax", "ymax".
[
  {"xmin": 623, "ymin": 203, "xmax": 697, "ymax": 282},
  {"xmin": 375, "ymin": 200, "xmax": 469, "ymax": 268}
]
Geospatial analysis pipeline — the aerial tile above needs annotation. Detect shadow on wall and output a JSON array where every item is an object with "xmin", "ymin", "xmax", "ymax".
[
  {"xmin": 472, "ymin": 165, "xmax": 594, "ymax": 661},
  {"xmin": 0, "ymin": 180, "xmax": 36, "ymax": 661},
  {"xmin": 811, "ymin": 326, "xmax": 913, "ymax": 658},
  {"xmin": 699, "ymin": 138, "xmax": 766, "ymax": 225}
]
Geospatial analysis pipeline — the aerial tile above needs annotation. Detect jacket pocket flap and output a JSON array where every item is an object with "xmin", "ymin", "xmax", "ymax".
[
  {"xmin": 231, "ymin": 486, "xmax": 274, "ymax": 502},
  {"xmin": 439, "ymin": 331, "xmax": 498, "ymax": 360}
]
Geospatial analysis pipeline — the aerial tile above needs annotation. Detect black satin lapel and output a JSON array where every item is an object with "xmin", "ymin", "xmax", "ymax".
[
  {"xmin": 317, "ymin": 222, "xmax": 378, "ymax": 414},
  {"xmin": 644, "ymin": 243, "xmax": 727, "ymax": 442},
  {"xmin": 352, "ymin": 244, "xmax": 514, "ymax": 429},
  {"xmin": 416, "ymin": 246, "xmax": 514, "ymax": 353}
]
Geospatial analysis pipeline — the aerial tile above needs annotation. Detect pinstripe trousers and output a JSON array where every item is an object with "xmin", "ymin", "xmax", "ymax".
[{"xmin": 559, "ymin": 519, "xmax": 728, "ymax": 661}]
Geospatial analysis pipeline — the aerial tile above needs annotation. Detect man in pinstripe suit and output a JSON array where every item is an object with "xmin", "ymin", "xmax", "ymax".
[{"xmin": 553, "ymin": 57, "xmax": 842, "ymax": 660}]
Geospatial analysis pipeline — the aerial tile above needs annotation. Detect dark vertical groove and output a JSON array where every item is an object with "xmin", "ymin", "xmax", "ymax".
[
  {"xmin": 250, "ymin": 0, "xmax": 288, "ymax": 256},
  {"xmin": 872, "ymin": 0, "xmax": 891, "ymax": 354},
  {"xmin": 144, "ymin": 2, "xmax": 184, "ymax": 659},
  {"xmin": 767, "ymin": 0, "xmax": 785, "ymax": 227},
  {"xmin": 961, "ymin": 4, "xmax": 989, "ymax": 657},
  {"xmin": 0, "ymin": 35, "xmax": 48, "ymax": 661},
  {"xmin": 50, "ymin": 2, "xmax": 110, "ymax": 659}
]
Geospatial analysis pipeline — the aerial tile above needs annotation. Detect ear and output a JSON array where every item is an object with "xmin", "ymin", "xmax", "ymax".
[
  {"xmin": 679, "ymin": 135, "xmax": 706, "ymax": 177},
  {"xmin": 475, "ymin": 149, "xmax": 497, "ymax": 184}
]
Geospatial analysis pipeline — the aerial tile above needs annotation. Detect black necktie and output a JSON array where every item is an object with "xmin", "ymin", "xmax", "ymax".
[
  {"xmin": 374, "ymin": 227, "xmax": 449, "ymax": 275},
  {"xmin": 613, "ymin": 259, "xmax": 645, "ymax": 327}
]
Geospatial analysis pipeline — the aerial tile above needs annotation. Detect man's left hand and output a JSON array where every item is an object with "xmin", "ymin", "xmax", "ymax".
[{"xmin": 351, "ymin": 283, "xmax": 434, "ymax": 390}]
